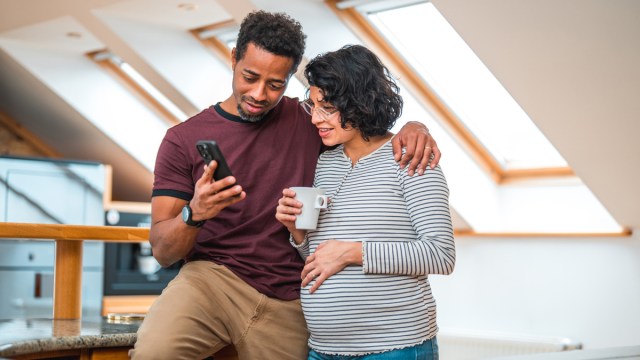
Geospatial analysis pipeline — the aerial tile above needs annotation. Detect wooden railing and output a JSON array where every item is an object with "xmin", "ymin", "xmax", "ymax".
[
  {"xmin": 0, "ymin": 222, "xmax": 149, "ymax": 319},
  {"xmin": 0, "ymin": 222, "xmax": 239, "ymax": 359}
]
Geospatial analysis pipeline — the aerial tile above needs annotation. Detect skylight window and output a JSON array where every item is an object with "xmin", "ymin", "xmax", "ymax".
[
  {"xmin": 332, "ymin": 0, "xmax": 623, "ymax": 233},
  {"xmin": 116, "ymin": 61, "xmax": 188, "ymax": 122},
  {"xmin": 362, "ymin": 1, "xmax": 567, "ymax": 170},
  {"xmin": 91, "ymin": 50, "xmax": 188, "ymax": 123},
  {"xmin": 87, "ymin": 50, "xmax": 173, "ymax": 171}
]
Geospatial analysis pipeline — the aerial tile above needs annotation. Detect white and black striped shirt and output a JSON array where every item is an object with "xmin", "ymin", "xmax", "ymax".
[{"xmin": 294, "ymin": 140, "xmax": 455, "ymax": 355}]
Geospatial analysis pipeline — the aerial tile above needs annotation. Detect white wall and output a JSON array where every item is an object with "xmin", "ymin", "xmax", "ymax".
[
  {"xmin": 431, "ymin": 0, "xmax": 640, "ymax": 229},
  {"xmin": 431, "ymin": 230, "xmax": 640, "ymax": 349}
]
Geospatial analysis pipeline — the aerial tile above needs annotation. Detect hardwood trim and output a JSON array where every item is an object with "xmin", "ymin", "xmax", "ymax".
[
  {"xmin": 101, "ymin": 295, "xmax": 157, "ymax": 316},
  {"xmin": 87, "ymin": 347, "xmax": 131, "ymax": 360},
  {"xmin": 5, "ymin": 222, "xmax": 627, "ymax": 242},
  {"xmin": 325, "ymin": 0, "xmax": 502, "ymax": 182},
  {"xmin": 8, "ymin": 347, "xmax": 132, "ymax": 360},
  {"xmin": 191, "ymin": 29, "xmax": 233, "ymax": 67},
  {"xmin": 190, "ymin": 19, "xmax": 237, "ymax": 36},
  {"xmin": 325, "ymin": 0, "xmax": 574, "ymax": 182},
  {"xmin": 86, "ymin": 49, "xmax": 181, "ymax": 126},
  {"xmin": 10, "ymin": 346, "xmax": 234, "ymax": 360},
  {"xmin": 10, "ymin": 348, "xmax": 84, "ymax": 360},
  {"xmin": 189, "ymin": 19, "xmax": 237, "ymax": 67},
  {"xmin": 0, "ymin": 110, "xmax": 61, "ymax": 158},
  {"xmin": 500, "ymin": 167, "xmax": 575, "ymax": 184},
  {"xmin": 0, "ymin": 222, "xmax": 149, "ymax": 242},
  {"xmin": 0, "ymin": 223, "xmax": 238, "ymax": 359},
  {"xmin": 105, "ymin": 201, "xmax": 151, "ymax": 214},
  {"xmin": 454, "ymin": 229, "xmax": 633, "ymax": 237},
  {"xmin": 54, "ymin": 240, "xmax": 83, "ymax": 319},
  {"xmin": 0, "ymin": 223, "xmax": 149, "ymax": 321}
]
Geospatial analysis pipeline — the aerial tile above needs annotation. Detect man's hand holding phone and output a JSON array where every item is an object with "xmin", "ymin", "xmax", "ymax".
[{"xmin": 189, "ymin": 142, "xmax": 245, "ymax": 223}]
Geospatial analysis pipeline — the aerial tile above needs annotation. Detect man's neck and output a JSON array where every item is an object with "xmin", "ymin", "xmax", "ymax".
[{"xmin": 219, "ymin": 96, "xmax": 239, "ymax": 116}]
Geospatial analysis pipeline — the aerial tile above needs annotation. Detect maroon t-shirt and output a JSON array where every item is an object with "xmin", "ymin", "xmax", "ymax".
[{"xmin": 153, "ymin": 97, "xmax": 321, "ymax": 300}]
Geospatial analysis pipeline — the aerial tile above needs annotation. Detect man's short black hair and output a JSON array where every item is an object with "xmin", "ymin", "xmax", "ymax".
[
  {"xmin": 235, "ymin": 11, "xmax": 306, "ymax": 75},
  {"xmin": 305, "ymin": 45, "xmax": 403, "ymax": 140}
]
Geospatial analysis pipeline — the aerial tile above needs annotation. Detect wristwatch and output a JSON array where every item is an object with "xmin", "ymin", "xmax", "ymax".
[{"xmin": 182, "ymin": 204, "xmax": 205, "ymax": 228}]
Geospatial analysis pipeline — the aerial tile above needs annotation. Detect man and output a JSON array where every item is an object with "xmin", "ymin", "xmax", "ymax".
[{"xmin": 131, "ymin": 10, "xmax": 441, "ymax": 360}]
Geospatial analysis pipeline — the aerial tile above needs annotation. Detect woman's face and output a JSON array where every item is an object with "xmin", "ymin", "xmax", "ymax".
[{"xmin": 307, "ymin": 86, "xmax": 358, "ymax": 147}]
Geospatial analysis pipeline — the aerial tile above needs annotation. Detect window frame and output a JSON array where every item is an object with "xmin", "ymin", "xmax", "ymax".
[
  {"xmin": 87, "ymin": 49, "xmax": 183, "ymax": 126},
  {"xmin": 327, "ymin": 0, "xmax": 574, "ymax": 183}
]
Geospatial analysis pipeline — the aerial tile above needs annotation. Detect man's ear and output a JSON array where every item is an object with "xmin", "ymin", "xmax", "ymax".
[{"xmin": 231, "ymin": 47, "xmax": 237, "ymax": 70}]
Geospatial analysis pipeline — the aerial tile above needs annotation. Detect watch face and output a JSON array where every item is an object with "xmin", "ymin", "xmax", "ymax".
[{"xmin": 182, "ymin": 205, "xmax": 190, "ymax": 223}]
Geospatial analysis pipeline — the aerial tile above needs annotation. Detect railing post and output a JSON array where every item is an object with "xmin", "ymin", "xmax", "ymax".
[{"xmin": 53, "ymin": 239, "xmax": 83, "ymax": 319}]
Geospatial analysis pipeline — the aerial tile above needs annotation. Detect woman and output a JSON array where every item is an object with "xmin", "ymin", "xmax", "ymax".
[{"xmin": 276, "ymin": 45, "xmax": 455, "ymax": 359}]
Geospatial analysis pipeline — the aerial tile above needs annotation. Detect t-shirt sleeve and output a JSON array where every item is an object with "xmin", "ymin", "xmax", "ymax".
[
  {"xmin": 152, "ymin": 128, "xmax": 195, "ymax": 201},
  {"xmin": 362, "ymin": 164, "xmax": 456, "ymax": 276}
]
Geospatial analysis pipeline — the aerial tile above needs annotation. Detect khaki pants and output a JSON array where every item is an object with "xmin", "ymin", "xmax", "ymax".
[{"xmin": 130, "ymin": 261, "xmax": 309, "ymax": 360}]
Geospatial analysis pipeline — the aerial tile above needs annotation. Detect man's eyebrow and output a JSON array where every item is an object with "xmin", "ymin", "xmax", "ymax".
[
  {"xmin": 242, "ymin": 68, "xmax": 259, "ymax": 77},
  {"xmin": 242, "ymin": 68, "xmax": 287, "ymax": 84}
]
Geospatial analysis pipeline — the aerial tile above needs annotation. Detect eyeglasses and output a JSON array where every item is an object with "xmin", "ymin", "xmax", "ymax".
[{"xmin": 301, "ymin": 99, "xmax": 339, "ymax": 121}]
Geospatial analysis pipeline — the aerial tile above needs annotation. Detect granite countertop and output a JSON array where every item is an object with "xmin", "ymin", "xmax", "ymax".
[{"xmin": 0, "ymin": 317, "xmax": 142, "ymax": 358}]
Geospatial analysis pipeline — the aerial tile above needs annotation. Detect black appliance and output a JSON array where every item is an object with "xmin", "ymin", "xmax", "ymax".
[{"xmin": 103, "ymin": 211, "xmax": 182, "ymax": 295}]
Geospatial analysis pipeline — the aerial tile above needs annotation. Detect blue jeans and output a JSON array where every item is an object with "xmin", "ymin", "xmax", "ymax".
[{"xmin": 307, "ymin": 338, "xmax": 439, "ymax": 360}]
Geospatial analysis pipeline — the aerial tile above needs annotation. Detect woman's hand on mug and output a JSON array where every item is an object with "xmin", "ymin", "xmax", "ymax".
[{"xmin": 276, "ymin": 188, "xmax": 306, "ymax": 242}]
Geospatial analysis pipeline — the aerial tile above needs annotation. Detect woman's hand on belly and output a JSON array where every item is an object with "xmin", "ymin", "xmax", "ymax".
[{"xmin": 301, "ymin": 240, "xmax": 363, "ymax": 293}]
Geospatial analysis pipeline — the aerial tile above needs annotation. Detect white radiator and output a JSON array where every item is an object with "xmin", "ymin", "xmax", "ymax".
[{"xmin": 438, "ymin": 329, "xmax": 583, "ymax": 359}]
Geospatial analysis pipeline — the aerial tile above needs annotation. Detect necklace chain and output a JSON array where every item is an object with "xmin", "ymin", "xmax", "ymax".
[
  {"xmin": 325, "ymin": 139, "xmax": 390, "ymax": 212},
  {"xmin": 326, "ymin": 164, "xmax": 354, "ymax": 212}
]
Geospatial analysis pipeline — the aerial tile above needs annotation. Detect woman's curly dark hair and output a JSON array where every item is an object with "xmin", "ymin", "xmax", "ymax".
[
  {"xmin": 235, "ymin": 11, "xmax": 306, "ymax": 75},
  {"xmin": 304, "ymin": 45, "xmax": 403, "ymax": 141}
]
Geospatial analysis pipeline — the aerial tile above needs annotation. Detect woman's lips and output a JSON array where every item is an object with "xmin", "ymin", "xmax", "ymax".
[{"xmin": 318, "ymin": 128, "xmax": 332, "ymax": 138}]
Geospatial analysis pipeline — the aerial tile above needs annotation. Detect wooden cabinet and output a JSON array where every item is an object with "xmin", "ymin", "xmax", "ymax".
[
  {"xmin": 10, "ymin": 346, "xmax": 238, "ymax": 360},
  {"xmin": 9, "ymin": 346, "xmax": 130, "ymax": 360}
]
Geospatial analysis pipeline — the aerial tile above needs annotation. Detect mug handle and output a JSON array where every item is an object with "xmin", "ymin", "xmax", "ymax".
[{"xmin": 315, "ymin": 195, "xmax": 328, "ymax": 209}]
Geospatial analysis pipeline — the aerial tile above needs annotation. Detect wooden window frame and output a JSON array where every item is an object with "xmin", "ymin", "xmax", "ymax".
[
  {"xmin": 326, "ymin": 0, "xmax": 573, "ymax": 184},
  {"xmin": 86, "ymin": 49, "xmax": 182, "ymax": 126},
  {"xmin": 0, "ymin": 111, "xmax": 61, "ymax": 158}
]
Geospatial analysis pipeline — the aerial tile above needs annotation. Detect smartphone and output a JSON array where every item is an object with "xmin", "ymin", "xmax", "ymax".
[{"xmin": 196, "ymin": 140, "xmax": 233, "ymax": 181}]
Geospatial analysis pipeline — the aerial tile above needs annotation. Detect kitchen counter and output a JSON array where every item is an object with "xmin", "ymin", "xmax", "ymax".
[{"xmin": 0, "ymin": 317, "xmax": 140, "ymax": 358}]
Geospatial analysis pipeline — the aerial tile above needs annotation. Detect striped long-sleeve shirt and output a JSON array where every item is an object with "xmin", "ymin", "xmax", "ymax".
[{"xmin": 294, "ymin": 140, "xmax": 455, "ymax": 355}]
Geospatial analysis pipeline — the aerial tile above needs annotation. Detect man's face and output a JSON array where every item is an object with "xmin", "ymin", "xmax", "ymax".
[{"xmin": 230, "ymin": 43, "xmax": 295, "ymax": 122}]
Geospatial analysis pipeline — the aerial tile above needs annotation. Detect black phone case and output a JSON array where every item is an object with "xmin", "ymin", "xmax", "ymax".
[{"xmin": 196, "ymin": 140, "xmax": 233, "ymax": 181}]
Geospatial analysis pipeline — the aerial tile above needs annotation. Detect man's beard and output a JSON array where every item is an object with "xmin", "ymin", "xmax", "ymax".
[{"xmin": 237, "ymin": 104, "xmax": 266, "ymax": 123}]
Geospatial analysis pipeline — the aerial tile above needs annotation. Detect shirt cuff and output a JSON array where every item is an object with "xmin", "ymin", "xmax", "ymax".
[{"xmin": 289, "ymin": 232, "xmax": 309, "ymax": 249}]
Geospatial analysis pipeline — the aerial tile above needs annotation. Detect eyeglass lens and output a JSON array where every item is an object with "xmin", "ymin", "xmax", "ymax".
[{"xmin": 302, "ymin": 99, "xmax": 335, "ymax": 120}]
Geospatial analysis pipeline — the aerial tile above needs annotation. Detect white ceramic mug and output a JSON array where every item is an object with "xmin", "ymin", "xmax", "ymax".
[{"xmin": 290, "ymin": 187, "xmax": 328, "ymax": 230}]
